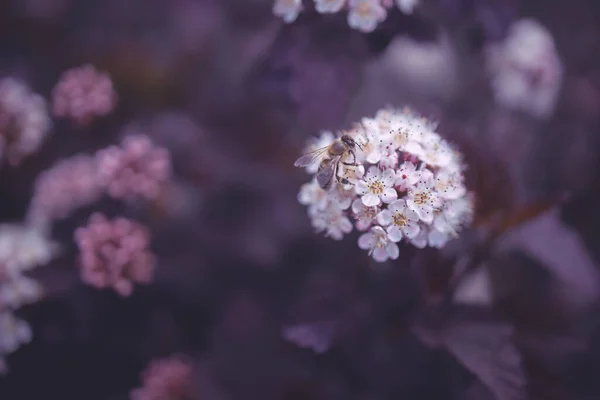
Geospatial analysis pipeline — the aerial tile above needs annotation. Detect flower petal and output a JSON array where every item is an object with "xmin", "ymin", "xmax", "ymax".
[
  {"xmin": 403, "ymin": 221, "xmax": 420, "ymax": 239},
  {"xmin": 387, "ymin": 226, "xmax": 403, "ymax": 242},
  {"xmin": 362, "ymin": 193, "xmax": 381, "ymax": 207},
  {"xmin": 355, "ymin": 180, "xmax": 369, "ymax": 195},
  {"xmin": 358, "ymin": 233, "xmax": 375, "ymax": 250},
  {"xmin": 386, "ymin": 242, "xmax": 399, "ymax": 260},
  {"xmin": 381, "ymin": 188, "xmax": 397, "ymax": 203},
  {"xmin": 376, "ymin": 210, "xmax": 393, "ymax": 226},
  {"xmin": 382, "ymin": 169, "xmax": 396, "ymax": 186},
  {"xmin": 372, "ymin": 247, "xmax": 389, "ymax": 262}
]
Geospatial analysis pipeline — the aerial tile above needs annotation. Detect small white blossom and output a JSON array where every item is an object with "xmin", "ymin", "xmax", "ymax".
[
  {"xmin": 322, "ymin": 205, "xmax": 353, "ymax": 240},
  {"xmin": 352, "ymin": 199, "xmax": 379, "ymax": 231},
  {"xmin": 395, "ymin": 161, "xmax": 421, "ymax": 191},
  {"xmin": 0, "ymin": 275, "xmax": 43, "ymax": 310},
  {"xmin": 406, "ymin": 173, "xmax": 442, "ymax": 224},
  {"xmin": 376, "ymin": 199, "xmax": 420, "ymax": 241},
  {"xmin": 358, "ymin": 226, "xmax": 399, "ymax": 262},
  {"xmin": 273, "ymin": 0, "xmax": 302, "ymax": 23},
  {"xmin": 298, "ymin": 180, "xmax": 329, "ymax": 210},
  {"xmin": 347, "ymin": 0, "xmax": 387, "ymax": 33},
  {"xmin": 315, "ymin": 0, "xmax": 346, "ymax": 13},
  {"xmin": 355, "ymin": 166, "xmax": 397, "ymax": 207}
]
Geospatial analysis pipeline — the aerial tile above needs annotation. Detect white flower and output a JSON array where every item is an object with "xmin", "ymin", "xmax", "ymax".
[
  {"xmin": 298, "ymin": 180, "xmax": 329, "ymax": 210},
  {"xmin": 358, "ymin": 226, "xmax": 399, "ymax": 262},
  {"xmin": 409, "ymin": 225, "xmax": 428, "ymax": 249},
  {"xmin": 378, "ymin": 142, "xmax": 399, "ymax": 169},
  {"xmin": 322, "ymin": 205, "xmax": 353, "ymax": 240},
  {"xmin": 396, "ymin": 0, "xmax": 418, "ymax": 14},
  {"xmin": 303, "ymin": 131, "xmax": 334, "ymax": 173},
  {"xmin": 394, "ymin": 161, "xmax": 421, "ymax": 191},
  {"xmin": 315, "ymin": 0, "xmax": 346, "ymax": 13},
  {"xmin": 357, "ymin": 117, "xmax": 384, "ymax": 164},
  {"xmin": 406, "ymin": 175, "xmax": 441, "ymax": 224},
  {"xmin": 273, "ymin": 0, "xmax": 302, "ymax": 23},
  {"xmin": 0, "ymin": 312, "xmax": 32, "ymax": 354},
  {"xmin": 486, "ymin": 19, "xmax": 562, "ymax": 118},
  {"xmin": 427, "ymin": 227, "xmax": 450, "ymax": 248},
  {"xmin": 355, "ymin": 166, "xmax": 397, "ymax": 207},
  {"xmin": 419, "ymin": 139, "xmax": 454, "ymax": 167},
  {"xmin": 376, "ymin": 199, "xmax": 420, "ymax": 241},
  {"xmin": 347, "ymin": 0, "xmax": 387, "ymax": 33},
  {"xmin": 0, "ymin": 224, "xmax": 58, "ymax": 276},
  {"xmin": 0, "ymin": 275, "xmax": 43, "ymax": 310},
  {"xmin": 351, "ymin": 199, "xmax": 379, "ymax": 231},
  {"xmin": 330, "ymin": 184, "xmax": 354, "ymax": 210},
  {"xmin": 434, "ymin": 170, "xmax": 466, "ymax": 200}
]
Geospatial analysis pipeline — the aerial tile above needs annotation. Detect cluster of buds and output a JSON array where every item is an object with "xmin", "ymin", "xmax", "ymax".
[
  {"xmin": 74, "ymin": 213, "xmax": 155, "ymax": 297},
  {"xmin": 52, "ymin": 64, "xmax": 117, "ymax": 126},
  {"xmin": 273, "ymin": 0, "xmax": 419, "ymax": 33},
  {"xmin": 486, "ymin": 19, "xmax": 563, "ymax": 118},
  {"xmin": 131, "ymin": 356, "xmax": 198, "ymax": 400},
  {"xmin": 0, "ymin": 78, "xmax": 51, "ymax": 166},
  {"xmin": 297, "ymin": 107, "xmax": 473, "ymax": 262}
]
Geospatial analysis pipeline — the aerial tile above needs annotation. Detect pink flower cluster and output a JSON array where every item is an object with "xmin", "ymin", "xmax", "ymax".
[
  {"xmin": 96, "ymin": 134, "xmax": 172, "ymax": 201},
  {"xmin": 74, "ymin": 213, "xmax": 155, "ymax": 297},
  {"xmin": 52, "ymin": 64, "xmax": 117, "ymax": 125},
  {"xmin": 28, "ymin": 155, "xmax": 103, "ymax": 225},
  {"xmin": 131, "ymin": 356, "xmax": 197, "ymax": 400}
]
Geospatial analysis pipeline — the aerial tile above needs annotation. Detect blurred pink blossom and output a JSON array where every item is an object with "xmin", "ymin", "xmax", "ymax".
[
  {"xmin": 74, "ymin": 213, "xmax": 155, "ymax": 296},
  {"xmin": 96, "ymin": 134, "xmax": 171, "ymax": 201},
  {"xmin": 52, "ymin": 64, "xmax": 117, "ymax": 125},
  {"xmin": 131, "ymin": 355, "xmax": 197, "ymax": 400},
  {"xmin": 27, "ymin": 155, "xmax": 102, "ymax": 225},
  {"xmin": 0, "ymin": 77, "xmax": 51, "ymax": 166}
]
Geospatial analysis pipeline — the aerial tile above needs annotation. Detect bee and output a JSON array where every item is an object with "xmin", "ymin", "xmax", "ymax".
[{"xmin": 294, "ymin": 134, "xmax": 361, "ymax": 190}]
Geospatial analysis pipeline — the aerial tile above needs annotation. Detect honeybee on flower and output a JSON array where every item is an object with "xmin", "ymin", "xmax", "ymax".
[{"xmin": 295, "ymin": 107, "xmax": 473, "ymax": 262}]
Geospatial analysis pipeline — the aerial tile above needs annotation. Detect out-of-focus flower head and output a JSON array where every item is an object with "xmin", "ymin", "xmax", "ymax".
[
  {"xmin": 0, "ymin": 223, "xmax": 56, "ymax": 373},
  {"xmin": 131, "ymin": 355, "xmax": 198, "ymax": 400},
  {"xmin": 27, "ymin": 154, "xmax": 103, "ymax": 226},
  {"xmin": 52, "ymin": 64, "xmax": 117, "ymax": 126},
  {"xmin": 273, "ymin": 0, "xmax": 419, "ymax": 32},
  {"xmin": 0, "ymin": 311, "xmax": 33, "ymax": 374},
  {"xmin": 486, "ymin": 19, "xmax": 563, "ymax": 118},
  {"xmin": 0, "ymin": 77, "xmax": 51, "ymax": 166},
  {"xmin": 96, "ymin": 134, "xmax": 172, "ymax": 201},
  {"xmin": 296, "ymin": 107, "xmax": 473, "ymax": 262},
  {"xmin": 74, "ymin": 213, "xmax": 155, "ymax": 297},
  {"xmin": 0, "ymin": 223, "xmax": 58, "ymax": 278}
]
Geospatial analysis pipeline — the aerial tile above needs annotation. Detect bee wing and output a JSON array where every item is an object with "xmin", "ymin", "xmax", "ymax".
[
  {"xmin": 294, "ymin": 146, "xmax": 329, "ymax": 168},
  {"xmin": 316, "ymin": 157, "xmax": 340, "ymax": 190}
]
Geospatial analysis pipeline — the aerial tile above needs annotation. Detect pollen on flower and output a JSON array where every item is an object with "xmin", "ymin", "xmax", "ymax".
[
  {"xmin": 296, "ymin": 107, "xmax": 473, "ymax": 262},
  {"xmin": 272, "ymin": 0, "xmax": 419, "ymax": 32}
]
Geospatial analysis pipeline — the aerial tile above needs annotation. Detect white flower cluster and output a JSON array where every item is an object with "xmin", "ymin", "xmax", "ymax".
[
  {"xmin": 297, "ymin": 107, "xmax": 473, "ymax": 262},
  {"xmin": 0, "ymin": 77, "xmax": 52, "ymax": 166},
  {"xmin": 486, "ymin": 19, "xmax": 563, "ymax": 119},
  {"xmin": 0, "ymin": 224, "xmax": 58, "ymax": 373},
  {"xmin": 273, "ymin": 0, "xmax": 419, "ymax": 33}
]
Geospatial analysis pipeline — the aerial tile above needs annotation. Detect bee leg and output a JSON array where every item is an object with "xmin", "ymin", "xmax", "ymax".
[{"xmin": 335, "ymin": 162, "xmax": 350, "ymax": 185}]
